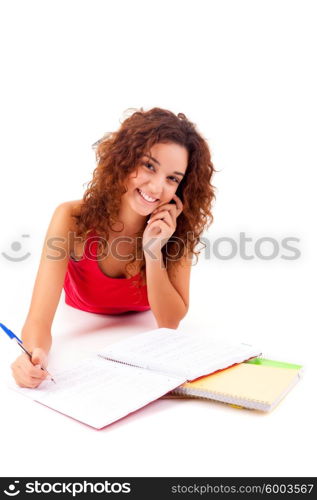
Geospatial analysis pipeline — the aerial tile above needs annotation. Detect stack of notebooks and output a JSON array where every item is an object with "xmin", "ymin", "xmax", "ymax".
[
  {"xmin": 165, "ymin": 357, "xmax": 303, "ymax": 411},
  {"xmin": 10, "ymin": 328, "xmax": 303, "ymax": 428}
]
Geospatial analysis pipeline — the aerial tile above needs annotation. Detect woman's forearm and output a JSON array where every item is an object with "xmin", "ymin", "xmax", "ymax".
[
  {"xmin": 145, "ymin": 253, "xmax": 187, "ymax": 329},
  {"xmin": 21, "ymin": 319, "xmax": 52, "ymax": 354}
]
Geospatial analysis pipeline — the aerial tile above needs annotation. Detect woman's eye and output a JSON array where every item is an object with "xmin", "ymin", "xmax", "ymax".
[
  {"xmin": 169, "ymin": 177, "xmax": 180, "ymax": 184},
  {"xmin": 144, "ymin": 162, "xmax": 155, "ymax": 171},
  {"xmin": 143, "ymin": 161, "xmax": 179, "ymax": 183}
]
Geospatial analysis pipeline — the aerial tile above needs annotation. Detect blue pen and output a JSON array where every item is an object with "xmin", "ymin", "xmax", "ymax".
[{"xmin": 0, "ymin": 322, "xmax": 56, "ymax": 383}]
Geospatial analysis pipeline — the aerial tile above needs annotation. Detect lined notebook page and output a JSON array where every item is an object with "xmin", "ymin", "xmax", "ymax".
[
  {"xmin": 98, "ymin": 328, "xmax": 261, "ymax": 380},
  {"xmin": 10, "ymin": 357, "xmax": 184, "ymax": 429}
]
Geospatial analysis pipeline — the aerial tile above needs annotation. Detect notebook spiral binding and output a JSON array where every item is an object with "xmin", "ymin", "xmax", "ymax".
[
  {"xmin": 172, "ymin": 386, "xmax": 268, "ymax": 408},
  {"xmin": 170, "ymin": 355, "xmax": 303, "ymax": 412},
  {"xmin": 98, "ymin": 354, "xmax": 145, "ymax": 371}
]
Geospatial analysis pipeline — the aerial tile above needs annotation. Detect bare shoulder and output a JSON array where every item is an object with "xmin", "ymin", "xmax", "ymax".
[
  {"xmin": 58, "ymin": 199, "xmax": 83, "ymax": 217},
  {"xmin": 54, "ymin": 199, "xmax": 83, "ymax": 231},
  {"xmin": 24, "ymin": 200, "xmax": 84, "ymax": 329},
  {"xmin": 52, "ymin": 200, "xmax": 87, "ymax": 257}
]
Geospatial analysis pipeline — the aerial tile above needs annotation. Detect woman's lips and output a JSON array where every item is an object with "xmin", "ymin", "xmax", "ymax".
[{"xmin": 136, "ymin": 188, "xmax": 159, "ymax": 204}]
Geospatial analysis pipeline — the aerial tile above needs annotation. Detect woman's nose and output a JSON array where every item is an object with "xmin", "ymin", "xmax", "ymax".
[{"xmin": 148, "ymin": 177, "xmax": 164, "ymax": 196}]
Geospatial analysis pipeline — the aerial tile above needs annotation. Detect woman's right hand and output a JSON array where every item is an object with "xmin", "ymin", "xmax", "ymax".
[{"xmin": 11, "ymin": 347, "xmax": 49, "ymax": 388}]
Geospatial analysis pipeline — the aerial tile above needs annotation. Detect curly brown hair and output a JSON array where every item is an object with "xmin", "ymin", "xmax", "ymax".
[{"xmin": 73, "ymin": 107, "xmax": 216, "ymax": 287}]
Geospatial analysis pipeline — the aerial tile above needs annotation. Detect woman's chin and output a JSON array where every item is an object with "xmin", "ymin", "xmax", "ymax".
[
  {"xmin": 127, "ymin": 199, "xmax": 151, "ymax": 216},
  {"xmin": 134, "ymin": 206, "xmax": 152, "ymax": 217}
]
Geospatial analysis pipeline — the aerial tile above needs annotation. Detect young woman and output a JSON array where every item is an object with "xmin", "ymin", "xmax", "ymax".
[{"xmin": 11, "ymin": 107, "xmax": 216, "ymax": 388}]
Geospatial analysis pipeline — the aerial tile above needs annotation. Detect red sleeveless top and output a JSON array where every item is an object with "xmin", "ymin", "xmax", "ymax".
[{"xmin": 63, "ymin": 230, "xmax": 150, "ymax": 315}]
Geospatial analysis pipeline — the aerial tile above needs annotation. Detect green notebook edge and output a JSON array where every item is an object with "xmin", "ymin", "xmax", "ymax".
[{"xmin": 245, "ymin": 357, "xmax": 303, "ymax": 371}]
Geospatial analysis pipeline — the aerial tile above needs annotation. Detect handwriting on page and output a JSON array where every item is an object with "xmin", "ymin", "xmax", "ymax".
[
  {"xmin": 99, "ymin": 331, "xmax": 254, "ymax": 379},
  {"xmin": 14, "ymin": 357, "xmax": 184, "ymax": 428}
]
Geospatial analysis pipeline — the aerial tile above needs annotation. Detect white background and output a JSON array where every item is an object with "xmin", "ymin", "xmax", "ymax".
[{"xmin": 0, "ymin": 0, "xmax": 316, "ymax": 478}]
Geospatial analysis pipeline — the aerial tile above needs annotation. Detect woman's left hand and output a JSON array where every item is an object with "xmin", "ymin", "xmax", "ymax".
[{"xmin": 142, "ymin": 194, "xmax": 183, "ymax": 259}]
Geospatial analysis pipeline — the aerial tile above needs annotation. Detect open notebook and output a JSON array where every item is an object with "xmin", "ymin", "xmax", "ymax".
[
  {"xmin": 10, "ymin": 328, "xmax": 261, "ymax": 429},
  {"xmin": 167, "ymin": 358, "xmax": 303, "ymax": 411}
]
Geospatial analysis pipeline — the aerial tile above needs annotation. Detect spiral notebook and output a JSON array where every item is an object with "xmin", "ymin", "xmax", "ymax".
[
  {"xmin": 168, "ymin": 358, "xmax": 303, "ymax": 411},
  {"xmin": 9, "ymin": 328, "xmax": 261, "ymax": 428}
]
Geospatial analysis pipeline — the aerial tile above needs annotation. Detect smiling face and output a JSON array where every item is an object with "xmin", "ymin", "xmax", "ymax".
[{"xmin": 122, "ymin": 142, "xmax": 188, "ymax": 216}]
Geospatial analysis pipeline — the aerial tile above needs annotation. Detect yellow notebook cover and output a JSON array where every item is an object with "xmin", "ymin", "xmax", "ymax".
[{"xmin": 170, "ymin": 362, "xmax": 302, "ymax": 411}]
